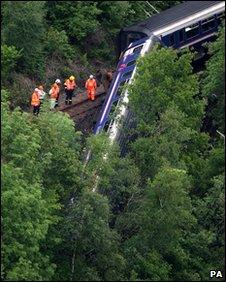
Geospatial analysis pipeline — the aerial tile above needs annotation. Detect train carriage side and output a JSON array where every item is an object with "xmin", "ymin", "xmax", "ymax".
[
  {"xmin": 105, "ymin": 36, "xmax": 162, "ymax": 145},
  {"xmin": 118, "ymin": 1, "xmax": 225, "ymax": 55},
  {"xmin": 154, "ymin": 3, "xmax": 225, "ymax": 50},
  {"xmin": 93, "ymin": 37, "xmax": 149, "ymax": 135}
]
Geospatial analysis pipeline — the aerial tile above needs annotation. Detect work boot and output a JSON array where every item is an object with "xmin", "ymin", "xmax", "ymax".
[
  {"xmin": 65, "ymin": 100, "xmax": 68, "ymax": 105},
  {"xmin": 69, "ymin": 100, "xmax": 72, "ymax": 105}
]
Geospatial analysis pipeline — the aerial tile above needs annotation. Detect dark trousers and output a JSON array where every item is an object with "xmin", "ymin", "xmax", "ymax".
[
  {"xmin": 33, "ymin": 105, "xmax": 40, "ymax": 115},
  {"xmin": 65, "ymin": 89, "xmax": 74, "ymax": 105},
  {"xmin": 55, "ymin": 94, "xmax": 60, "ymax": 108}
]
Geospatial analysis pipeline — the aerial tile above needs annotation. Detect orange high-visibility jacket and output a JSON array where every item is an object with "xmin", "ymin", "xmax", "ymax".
[
  {"xmin": 85, "ymin": 79, "xmax": 97, "ymax": 90},
  {"xmin": 31, "ymin": 92, "xmax": 40, "ymax": 106},
  {"xmin": 50, "ymin": 83, "xmax": 60, "ymax": 99},
  {"xmin": 64, "ymin": 79, "xmax": 76, "ymax": 90}
]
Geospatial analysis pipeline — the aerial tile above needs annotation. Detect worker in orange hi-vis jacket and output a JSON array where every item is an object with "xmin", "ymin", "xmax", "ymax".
[
  {"xmin": 31, "ymin": 88, "xmax": 41, "ymax": 115},
  {"xmin": 85, "ymin": 75, "xmax": 97, "ymax": 101},
  {"xmin": 49, "ymin": 82, "xmax": 60, "ymax": 110},
  {"xmin": 64, "ymin": 75, "xmax": 76, "ymax": 105},
  {"xmin": 54, "ymin": 79, "xmax": 61, "ymax": 107}
]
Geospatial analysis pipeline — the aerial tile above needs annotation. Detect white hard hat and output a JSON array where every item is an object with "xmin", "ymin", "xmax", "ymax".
[
  {"xmin": 89, "ymin": 75, "xmax": 94, "ymax": 79},
  {"xmin": 35, "ymin": 88, "xmax": 39, "ymax": 92},
  {"xmin": 55, "ymin": 79, "xmax": 61, "ymax": 84}
]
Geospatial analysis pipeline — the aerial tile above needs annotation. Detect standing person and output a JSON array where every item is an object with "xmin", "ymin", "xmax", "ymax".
[
  {"xmin": 102, "ymin": 69, "xmax": 113, "ymax": 94},
  {"xmin": 64, "ymin": 75, "xmax": 76, "ymax": 105},
  {"xmin": 38, "ymin": 85, "xmax": 46, "ymax": 106},
  {"xmin": 31, "ymin": 88, "xmax": 40, "ymax": 115},
  {"xmin": 49, "ymin": 82, "xmax": 60, "ymax": 110},
  {"xmin": 85, "ymin": 75, "xmax": 97, "ymax": 101},
  {"xmin": 54, "ymin": 79, "xmax": 61, "ymax": 107},
  {"xmin": 95, "ymin": 69, "xmax": 102, "ymax": 87}
]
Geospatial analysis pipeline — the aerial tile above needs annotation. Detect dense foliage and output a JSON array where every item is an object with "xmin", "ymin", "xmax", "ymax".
[
  {"xmin": 2, "ymin": 1, "xmax": 46, "ymax": 79},
  {"xmin": 1, "ymin": 1, "xmax": 224, "ymax": 281},
  {"xmin": 202, "ymin": 24, "xmax": 225, "ymax": 134},
  {"xmin": 125, "ymin": 27, "xmax": 225, "ymax": 280}
]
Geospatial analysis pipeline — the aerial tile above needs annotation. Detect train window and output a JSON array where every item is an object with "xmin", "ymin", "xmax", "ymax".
[
  {"xmin": 201, "ymin": 16, "xmax": 216, "ymax": 32},
  {"xmin": 109, "ymin": 100, "xmax": 119, "ymax": 119},
  {"xmin": 217, "ymin": 13, "xmax": 225, "ymax": 25},
  {"xmin": 133, "ymin": 45, "xmax": 143, "ymax": 54},
  {"xmin": 112, "ymin": 100, "xmax": 118, "ymax": 108},
  {"xmin": 127, "ymin": 60, "xmax": 136, "ymax": 67},
  {"xmin": 169, "ymin": 33, "xmax": 175, "ymax": 46},
  {"xmin": 217, "ymin": 12, "xmax": 225, "ymax": 21},
  {"xmin": 116, "ymin": 80, "xmax": 128, "ymax": 97},
  {"xmin": 123, "ymin": 70, "xmax": 133, "ymax": 78},
  {"xmin": 185, "ymin": 23, "xmax": 199, "ymax": 39},
  {"xmin": 116, "ymin": 89, "xmax": 122, "ymax": 98},
  {"xmin": 103, "ymin": 120, "xmax": 110, "ymax": 132},
  {"xmin": 179, "ymin": 29, "xmax": 185, "ymax": 42}
]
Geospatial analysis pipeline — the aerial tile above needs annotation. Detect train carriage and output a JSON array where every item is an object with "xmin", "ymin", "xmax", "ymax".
[{"xmin": 118, "ymin": 1, "xmax": 225, "ymax": 54}]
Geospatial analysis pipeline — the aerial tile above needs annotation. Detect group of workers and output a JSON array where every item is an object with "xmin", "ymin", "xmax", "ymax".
[{"xmin": 31, "ymin": 74, "xmax": 98, "ymax": 115}]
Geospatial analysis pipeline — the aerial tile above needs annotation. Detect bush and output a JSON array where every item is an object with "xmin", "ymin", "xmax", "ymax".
[
  {"xmin": 2, "ymin": 1, "xmax": 46, "ymax": 78},
  {"xmin": 8, "ymin": 73, "xmax": 36, "ymax": 110},
  {"xmin": 45, "ymin": 2, "xmax": 101, "ymax": 41},
  {"xmin": 1, "ymin": 45, "xmax": 22, "ymax": 83},
  {"xmin": 44, "ymin": 27, "xmax": 75, "ymax": 59}
]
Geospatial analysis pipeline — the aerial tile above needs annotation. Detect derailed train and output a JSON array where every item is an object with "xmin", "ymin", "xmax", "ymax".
[{"xmin": 93, "ymin": 1, "xmax": 225, "ymax": 154}]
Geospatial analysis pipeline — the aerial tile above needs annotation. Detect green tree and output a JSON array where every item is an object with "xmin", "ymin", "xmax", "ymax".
[
  {"xmin": 30, "ymin": 105, "xmax": 86, "ymax": 279},
  {"xmin": 2, "ymin": 1, "xmax": 46, "ymax": 78},
  {"xmin": 54, "ymin": 191, "xmax": 125, "ymax": 281},
  {"xmin": 150, "ymin": 1, "xmax": 184, "ymax": 12},
  {"xmin": 45, "ymin": 1, "xmax": 101, "ymax": 41},
  {"xmin": 1, "ymin": 91, "xmax": 59, "ymax": 280},
  {"xmin": 1, "ymin": 44, "xmax": 21, "ymax": 83},
  {"xmin": 1, "ymin": 93, "xmax": 88, "ymax": 280},
  {"xmin": 202, "ymin": 25, "xmax": 225, "ymax": 133},
  {"xmin": 35, "ymin": 105, "xmax": 83, "ymax": 202},
  {"xmin": 194, "ymin": 174, "xmax": 225, "ymax": 276},
  {"xmin": 130, "ymin": 106, "xmax": 193, "ymax": 181},
  {"xmin": 180, "ymin": 173, "xmax": 225, "ymax": 281},
  {"xmin": 126, "ymin": 249, "xmax": 172, "ymax": 281},
  {"xmin": 129, "ymin": 47, "xmax": 204, "ymax": 131},
  {"xmin": 43, "ymin": 27, "xmax": 75, "ymax": 59},
  {"xmin": 97, "ymin": 1, "xmax": 131, "ymax": 35},
  {"xmin": 1, "ymin": 164, "xmax": 57, "ymax": 281},
  {"xmin": 98, "ymin": 156, "xmax": 141, "ymax": 221},
  {"xmin": 183, "ymin": 141, "xmax": 224, "ymax": 197},
  {"xmin": 119, "ymin": 166, "xmax": 196, "ymax": 281},
  {"xmin": 123, "ymin": 1, "xmax": 184, "ymax": 28},
  {"xmin": 142, "ymin": 167, "xmax": 194, "ymax": 252}
]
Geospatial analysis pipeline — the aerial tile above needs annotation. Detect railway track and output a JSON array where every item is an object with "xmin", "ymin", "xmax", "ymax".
[
  {"xmin": 60, "ymin": 91, "xmax": 106, "ymax": 116},
  {"xmin": 58, "ymin": 88, "xmax": 107, "ymax": 133}
]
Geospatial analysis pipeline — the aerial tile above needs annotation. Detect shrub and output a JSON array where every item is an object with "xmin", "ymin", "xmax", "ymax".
[
  {"xmin": 1, "ymin": 45, "xmax": 22, "ymax": 83},
  {"xmin": 44, "ymin": 27, "xmax": 75, "ymax": 59}
]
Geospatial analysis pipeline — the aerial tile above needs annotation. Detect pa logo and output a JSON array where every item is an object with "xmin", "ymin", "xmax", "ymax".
[{"xmin": 210, "ymin": 270, "xmax": 223, "ymax": 278}]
